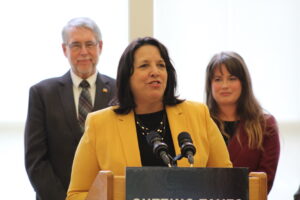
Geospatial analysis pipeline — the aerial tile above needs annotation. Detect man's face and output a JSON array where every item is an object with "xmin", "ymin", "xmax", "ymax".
[{"xmin": 62, "ymin": 27, "xmax": 102, "ymax": 79}]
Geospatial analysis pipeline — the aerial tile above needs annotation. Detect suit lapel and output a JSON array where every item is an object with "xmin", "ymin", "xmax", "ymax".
[
  {"xmin": 58, "ymin": 71, "xmax": 82, "ymax": 142},
  {"xmin": 166, "ymin": 104, "xmax": 191, "ymax": 167},
  {"xmin": 116, "ymin": 111, "xmax": 142, "ymax": 167},
  {"xmin": 94, "ymin": 73, "xmax": 112, "ymax": 111}
]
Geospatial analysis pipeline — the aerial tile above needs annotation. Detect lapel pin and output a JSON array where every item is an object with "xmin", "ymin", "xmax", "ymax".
[{"xmin": 102, "ymin": 88, "xmax": 108, "ymax": 93}]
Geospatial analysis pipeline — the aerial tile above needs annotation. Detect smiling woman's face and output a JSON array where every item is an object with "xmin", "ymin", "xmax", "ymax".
[
  {"xmin": 211, "ymin": 64, "xmax": 242, "ymax": 107},
  {"xmin": 130, "ymin": 44, "xmax": 168, "ymax": 107}
]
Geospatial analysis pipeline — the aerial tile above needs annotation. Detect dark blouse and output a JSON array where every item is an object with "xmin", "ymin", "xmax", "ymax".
[
  {"xmin": 135, "ymin": 110, "xmax": 176, "ymax": 166},
  {"xmin": 223, "ymin": 121, "xmax": 239, "ymax": 144}
]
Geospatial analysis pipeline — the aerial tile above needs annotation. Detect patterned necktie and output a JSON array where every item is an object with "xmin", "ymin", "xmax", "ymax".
[{"xmin": 78, "ymin": 80, "xmax": 93, "ymax": 132}]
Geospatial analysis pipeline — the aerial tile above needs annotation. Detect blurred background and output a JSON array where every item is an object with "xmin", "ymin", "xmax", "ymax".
[{"xmin": 0, "ymin": 0, "xmax": 299, "ymax": 199}]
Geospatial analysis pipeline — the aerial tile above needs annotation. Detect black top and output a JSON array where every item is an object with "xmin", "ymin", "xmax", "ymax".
[
  {"xmin": 135, "ymin": 110, "xmax": 175, "ymax": 166},
  {"xmin": 223, "ymin": 121, "xmax": 239, "ymax": 144}
]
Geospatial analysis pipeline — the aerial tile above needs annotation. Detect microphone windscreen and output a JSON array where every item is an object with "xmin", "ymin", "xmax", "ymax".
[
  {"xmin": 146, "ymin": 130, "xmax": 162, "ymax": 145},
  {"xmin": 178, "ymin": 132, "xmax": 193, "ymax": 146}
]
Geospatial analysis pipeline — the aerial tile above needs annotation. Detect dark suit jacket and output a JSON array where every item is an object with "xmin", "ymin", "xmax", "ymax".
[
  {"xmin": 227, "ymin": 114, "xmax": 280, "ymax": 193},
  {"xmin": 24, "ymin": 71, "xmax": 116, "ymax": 200}
]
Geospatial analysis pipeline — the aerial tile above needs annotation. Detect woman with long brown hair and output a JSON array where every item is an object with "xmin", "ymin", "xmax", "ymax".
[{"xmin": 205, "ymin": 51, "xmax": 280, "ymax": 193}]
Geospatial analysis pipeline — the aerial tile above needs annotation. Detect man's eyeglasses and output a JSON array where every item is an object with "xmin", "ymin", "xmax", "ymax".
[{"xmin": 67, "ymin": 41, "xmax": 99, "ymax": 52}]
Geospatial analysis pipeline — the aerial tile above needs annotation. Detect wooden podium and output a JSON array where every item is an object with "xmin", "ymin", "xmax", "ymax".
[{"xmin": 86, "ymin": 169, "xmax": 267, "ymax": 200}]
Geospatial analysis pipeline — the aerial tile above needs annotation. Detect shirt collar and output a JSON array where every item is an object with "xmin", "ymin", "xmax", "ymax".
[{"xmin": 70, "ymin": 70, "xmax": 97, "ymax": 88}]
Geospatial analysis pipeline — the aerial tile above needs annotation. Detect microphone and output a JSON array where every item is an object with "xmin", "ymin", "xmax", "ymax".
[
  {"xmin": 178, "ymin": 132, "xmax": 196, "ymax": 165},
  {"xmin": 146, "ymin": 131, "xmax": 172, "ymax": 167}
]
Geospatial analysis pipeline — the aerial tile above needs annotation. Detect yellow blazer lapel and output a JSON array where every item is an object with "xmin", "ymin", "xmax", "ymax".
[
  {"xmin": 116, "ymin": 111, "xmax": 142, "ymax": 167},
  {"xmin": 166, "ymin": 104, "xmax": 191, "ymax": 167}
]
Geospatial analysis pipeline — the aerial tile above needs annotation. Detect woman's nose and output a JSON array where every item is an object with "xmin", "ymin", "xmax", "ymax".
[
  {"xmin": 221, "ymin": 80, "xmax": 229, "ymax": 87},
  {"xmin": 150, "ymin": 65, "xmax": 159, "ymax": 77}
]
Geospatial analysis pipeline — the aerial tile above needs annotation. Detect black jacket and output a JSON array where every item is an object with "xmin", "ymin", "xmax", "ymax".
[{"xmin": 25, "ymin": 71, "xmax": 116, "ymax": 200}]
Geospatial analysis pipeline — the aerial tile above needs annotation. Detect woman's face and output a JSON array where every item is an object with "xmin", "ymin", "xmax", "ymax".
[
  {"xmin": 130, "ymin": 45, "xmax": 168, "ymax": 106},
  {"xmin": 211, "ymin": 64, "xmax": 242, "ymax": 107}
]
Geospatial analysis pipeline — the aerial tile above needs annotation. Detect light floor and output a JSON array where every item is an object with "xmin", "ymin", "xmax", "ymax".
[{"xmin": 0, "ymin": 124, "xmax": 299, "ymax": 199}]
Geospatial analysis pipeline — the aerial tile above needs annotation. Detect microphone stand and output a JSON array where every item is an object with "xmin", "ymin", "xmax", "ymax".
[{"xmin": 173, "ymin": 154, "xmax": 193, "ymax": 167}]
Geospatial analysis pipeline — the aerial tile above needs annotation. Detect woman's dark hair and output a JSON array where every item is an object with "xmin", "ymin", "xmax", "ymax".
[
  {"xmin": 113, "ymin": 37, "xmax": 183, "ymax": 114},
  {"xmin": 205, "ymin": 51, "xmax": 265, "ymax": 149}
]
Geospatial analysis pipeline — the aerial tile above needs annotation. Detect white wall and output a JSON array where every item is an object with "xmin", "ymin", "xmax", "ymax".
[
  {"xmin": 0, "ymin": 0, "xmax": 128, "ymax": 123},
  {"xmin": 154, "ymin": 0, "xmax": 300, "ymax": 123}
]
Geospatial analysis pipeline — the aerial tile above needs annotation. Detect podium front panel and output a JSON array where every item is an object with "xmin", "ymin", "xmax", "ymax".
[{"xmin": 126, "ymin": 167, "xmax": 248, "ymax": 200}]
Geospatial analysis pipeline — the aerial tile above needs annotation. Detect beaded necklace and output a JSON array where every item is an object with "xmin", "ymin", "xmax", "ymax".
[{"xmin": 135, "ymin": 110, "xmax": 166, "ymax": 138}]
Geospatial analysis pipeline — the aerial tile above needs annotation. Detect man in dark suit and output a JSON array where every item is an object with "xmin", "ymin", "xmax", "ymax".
[{"xmin": 24, "ymin": 17, "xmax": 116, "ymax": 200}]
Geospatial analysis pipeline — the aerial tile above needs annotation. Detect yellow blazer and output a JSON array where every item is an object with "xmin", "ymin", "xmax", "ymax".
[{"xmin": 67, "ymin": 101, "xmax": 232, "ymax": 200}]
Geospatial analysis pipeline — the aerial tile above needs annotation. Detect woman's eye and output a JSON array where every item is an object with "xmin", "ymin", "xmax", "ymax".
[
  {"xmin": 158, "ymin": 63, "xmax": 166, "ymax": 68},
  {"xmin": 229, "ymin": 76, "xmax": 238, "ymax": 81},
  {"xmin": 139, "ymin": 64, "xmax": 148, "ymax": 68}
]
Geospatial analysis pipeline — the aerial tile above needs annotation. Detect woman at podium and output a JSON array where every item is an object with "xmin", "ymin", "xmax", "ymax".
[
  {"xmin": 66, "ymin": 37, "xmax": 232, "ymax": 200},
  {"xmin": 204, "ymin": 51, "xmax": 280, "ymax": 193}
]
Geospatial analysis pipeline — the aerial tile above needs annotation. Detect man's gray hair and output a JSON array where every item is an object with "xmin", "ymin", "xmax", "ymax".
[{"xmin": 62, "ymin": 17, "xmax": 102, "ymax": 44}]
